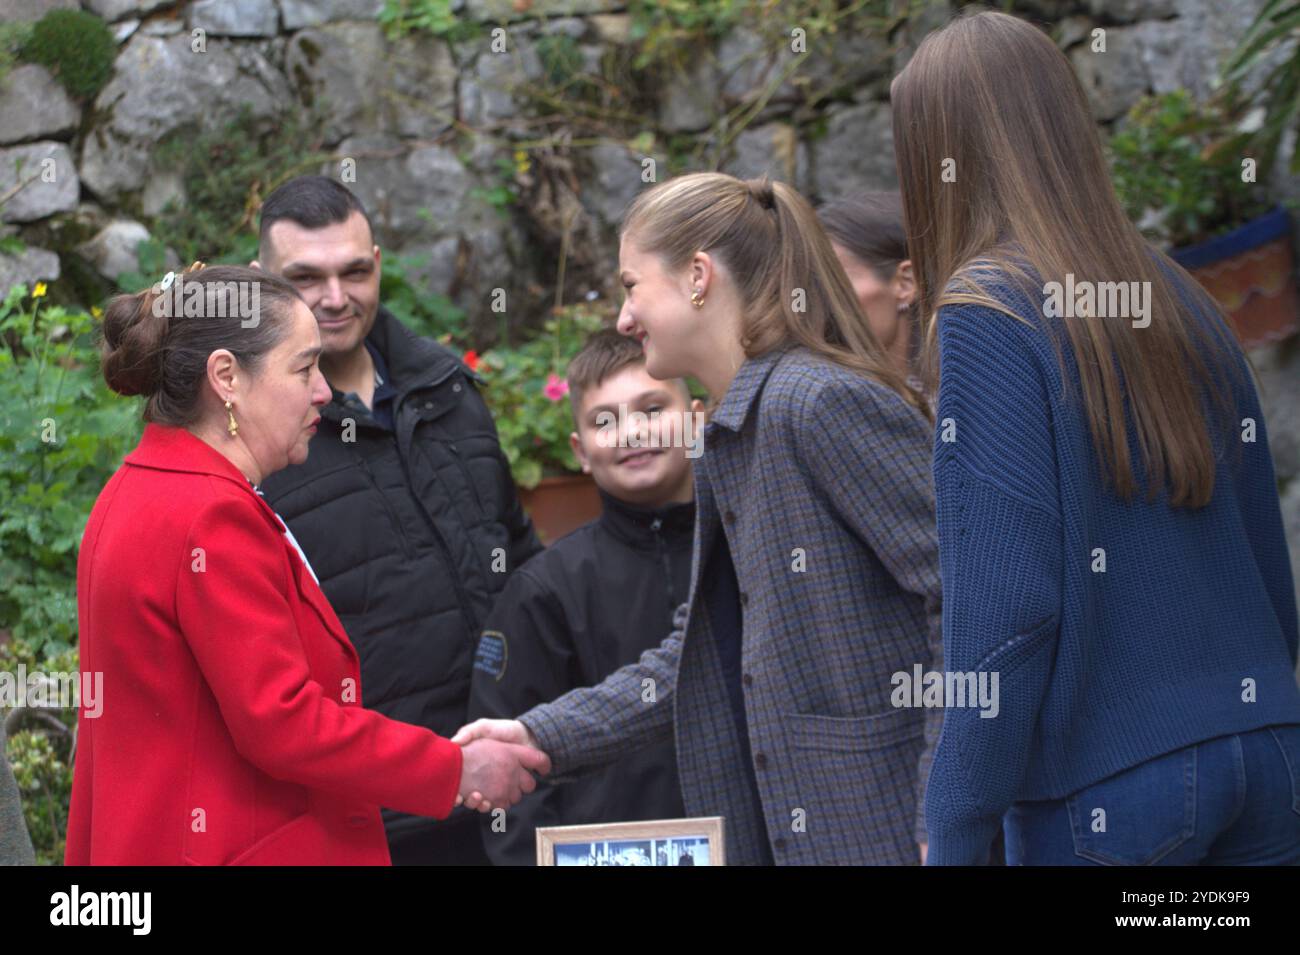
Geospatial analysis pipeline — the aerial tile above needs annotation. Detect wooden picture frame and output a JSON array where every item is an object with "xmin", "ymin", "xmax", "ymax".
[{"xmin": 536, "ymin": 816, "xmax": 726, "ymax": 866}]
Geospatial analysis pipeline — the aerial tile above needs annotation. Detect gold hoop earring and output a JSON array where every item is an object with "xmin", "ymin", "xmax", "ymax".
[
  {"xmin": 691, "ymin": 289, "xmax": 704, "ymax": 309},
  {"xmin": 225, "ymin": 399, "xmax": 238, "ymax": 438}
]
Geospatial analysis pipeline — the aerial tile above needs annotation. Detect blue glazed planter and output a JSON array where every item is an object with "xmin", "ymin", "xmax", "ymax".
[
  {"xmin": 1169, "ymin": 206, "xmax": 1297, "ymax": 347},
  {"xmin": 1170, "ymin": 206, "xmax": 1292, "ymax": 270}
]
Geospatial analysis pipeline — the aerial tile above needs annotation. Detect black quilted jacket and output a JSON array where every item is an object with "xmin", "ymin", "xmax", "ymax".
[{"xmin": 259, "ymin": 306, "xmax": 542, "ymax": 849}]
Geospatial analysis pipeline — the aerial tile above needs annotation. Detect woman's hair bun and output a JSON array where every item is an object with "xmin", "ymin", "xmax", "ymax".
[{"xmin": 100, "ymin": 288, "xmax": 169, "ymax": 398}]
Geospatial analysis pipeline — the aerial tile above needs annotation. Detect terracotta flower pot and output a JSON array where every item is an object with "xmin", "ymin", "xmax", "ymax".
[
  {"xmin": 1170, "ymin": 206, "xmax": 1299, "ymax": 348},
  {"xmin": 518, "ymin": 473, "xmax": 602, "ymax": 545}
]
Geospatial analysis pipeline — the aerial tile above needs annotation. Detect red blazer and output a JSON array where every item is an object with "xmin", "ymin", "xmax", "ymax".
[{"xmin": 66, "ymin": 424, "xmax": 463, "ymax": 865}]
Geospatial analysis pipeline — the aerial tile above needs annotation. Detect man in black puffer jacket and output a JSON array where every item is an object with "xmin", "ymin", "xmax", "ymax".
[{"xmin": 254, "ymin": 176, "xmax": 542, "ymax": 864}]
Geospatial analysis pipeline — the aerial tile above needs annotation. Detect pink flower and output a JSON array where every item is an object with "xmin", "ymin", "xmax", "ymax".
[{"xmin": 543, "ymin": 373, "xmax": 569, "ymax": 401}]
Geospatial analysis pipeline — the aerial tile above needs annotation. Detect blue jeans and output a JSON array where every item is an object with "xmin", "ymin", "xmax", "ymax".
[{"xmin": 1004, "ymin": 724, "xmax": 1300, "ymax": 865}]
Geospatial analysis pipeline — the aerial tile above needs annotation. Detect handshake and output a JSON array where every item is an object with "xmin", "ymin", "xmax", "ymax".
[{"xmin": 450, "ymin": 719, "xmax": 551, "ymax": 813}]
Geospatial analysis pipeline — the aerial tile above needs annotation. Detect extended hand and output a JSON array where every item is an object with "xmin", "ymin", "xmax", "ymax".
[
  {"xmin": 456, "ymin": 737, "xmax": 550, "ymax": 814},
  {"xmin": 453, "ymin": 719, "xmax": 546, "ymax": 812},
  {"xmin": 452, "ymin": 717, "xmax": 540, "ymax": 749}
]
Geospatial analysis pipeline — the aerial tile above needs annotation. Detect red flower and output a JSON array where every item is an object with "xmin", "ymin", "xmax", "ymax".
[
  {"xmin": 543, "ymin": 373, "xmax": 569, "ymax": 401},
  {"xmin": 463, "ymin": 349, "xmax": 481, "ymax": 371}
]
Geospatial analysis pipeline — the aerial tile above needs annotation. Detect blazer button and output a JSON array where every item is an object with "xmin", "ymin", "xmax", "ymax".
[
  {"xmin": 724, "ymin": 510, "xmax": 736, "ymax": 525},
  {"xmin": 739, "ymin": 592, "xmax": 749, "ymax": 607},
  {"xmin": 773, "ymin": 838, "xmax": 787, "ymax": 852},
  {"xmin": 754, "ymin": 753, "xmax": 767, "ymax": 770},
  {"xmin": 742, "ymin": 673, "xmax": 753, "ymax": 687}
]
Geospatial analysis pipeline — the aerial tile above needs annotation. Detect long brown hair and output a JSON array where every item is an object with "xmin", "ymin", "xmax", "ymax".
[
  {"xmin": 892, "ymin": 9, "xmax": 1243, "ymax": 507},
  {"xmin": 621, "ymin": 172, "xmax": 928, "ymax": 419}
]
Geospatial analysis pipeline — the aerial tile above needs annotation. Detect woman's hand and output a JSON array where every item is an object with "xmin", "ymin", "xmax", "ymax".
[{"xmin": 453, "ymin": 723, "xmax": 549, "ymax": 813}]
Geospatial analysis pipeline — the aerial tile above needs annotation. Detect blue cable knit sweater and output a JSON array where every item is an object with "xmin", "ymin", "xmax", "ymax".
[{"xmin": 924, "ymin": 269, "xmax": 1300, "ymax": 865}]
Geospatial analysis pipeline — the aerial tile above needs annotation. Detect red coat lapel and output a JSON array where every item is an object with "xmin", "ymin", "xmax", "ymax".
[{"xmin": 126, "ymin": 424, "xmax": 360, "ymax": 665}]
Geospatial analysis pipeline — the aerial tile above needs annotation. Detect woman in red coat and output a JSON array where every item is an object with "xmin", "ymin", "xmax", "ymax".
[{"xmin": 66, "ymin": 265, "xmax": 548, "ymax": 865}]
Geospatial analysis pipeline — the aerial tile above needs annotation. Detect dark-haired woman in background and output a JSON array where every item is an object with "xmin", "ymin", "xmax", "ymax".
[
  {"xmin": 819, "ymin": 190, "xmax": 997, "ymax": 864},
  {"xmin": 818, "ymin": 192, "xmax": 921, "ymax": 389},
  {"xmin": 66, "ymin": 265, "xmax": 548, "ymax": 865},
  {"xmin": 894, "ymin": 10, "xmax": 1300, "ymax": 865}
]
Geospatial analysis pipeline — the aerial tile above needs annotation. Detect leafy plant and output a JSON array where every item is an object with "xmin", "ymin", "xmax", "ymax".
[
  {"xmin": 535, "ymin": 32, "xmax": 590, "ymax": 91},
  {"xmin": 1109, "ymin": 89, "xmax": 1272, "ymax": 249},
  {"xmin": 19, "ymin": 8, "xmax": 114, "ymax": 101},
  {"xmin": 379, "ymin": 0, "xmax": 479, "ymax": 42},
  {"xmin": 1222, "ymin": 0, "xmax": 1300, "ymax": 177},
  {"xmin": 149, "ymin": 107, "xmax": 330, "ymax": 270},
  {"xmin": 380, "ymin": 250, "xmax": 468, "ymax": 343},
  {"xmin": 0, "ymin": 20, "xmax": 33, "ymax": 88},
  {"xmin": 477, "ymin": 302, "xmax": 608, "ymax": 488},
  {"xmin": 468, "ymin": 154, "xmax": 521, "ymax": 218},
  {"xmin": 0, "ymin": 285, "xmax": 143, "ymax": 657},
  {"xmin": 0, "ymin": 283, "xmax": 143, "ymax": 864},
  {"xmin": 3, "ymin": 638, "xmax": 77, "ymax": 866},
  {"xmin": 627, "ymin": 0, "xmax": 742, "ymax": 69},
  {"xmin": 118, "ymin": 234, "xmax": 266, "ymax": 297},
  {"xmin": 114, "ymin": 238, "xmax": 170, "ymax": 294}
]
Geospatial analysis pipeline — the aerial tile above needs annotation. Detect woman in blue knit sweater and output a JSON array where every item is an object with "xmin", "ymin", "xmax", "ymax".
[{"xmin": 894, "ymin": 10, "xmax": 1300, "ymax": 865}]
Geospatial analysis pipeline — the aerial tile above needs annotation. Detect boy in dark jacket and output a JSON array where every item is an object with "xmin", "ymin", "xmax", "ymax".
[{"xmin": 468, "ymin": 329, "xmax": 705, "ymax": 865}]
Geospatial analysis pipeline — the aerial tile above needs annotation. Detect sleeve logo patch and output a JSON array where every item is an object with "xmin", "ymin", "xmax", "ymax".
[{"xmin": 473, "ymin": 630, "xmax": 508, "ymax": 681}]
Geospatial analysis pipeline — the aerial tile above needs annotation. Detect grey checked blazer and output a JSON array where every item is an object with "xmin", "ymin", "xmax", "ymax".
[{"xmin": 520, "ymin": 345, "xmax": 943, "ymax": 865}]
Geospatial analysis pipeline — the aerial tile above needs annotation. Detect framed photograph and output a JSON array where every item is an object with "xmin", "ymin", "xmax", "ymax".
[{"xmin": 536, "ymin": 817, "xmax": 725, "ymax": 866}]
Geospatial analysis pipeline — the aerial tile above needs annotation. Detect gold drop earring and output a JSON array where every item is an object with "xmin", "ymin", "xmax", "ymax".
[
  {"xmin": 225, "ymin": 399, "xmax": 239, "ymax": 438},
  {"xmin": 691, "ymin": 288, "xmax": 705, "ymax": 308}
]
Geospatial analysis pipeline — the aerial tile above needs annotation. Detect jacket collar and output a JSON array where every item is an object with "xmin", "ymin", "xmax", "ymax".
[
  {"xmin": 363, "ymin": 305, "xmax": 483, "ymax": 396},
  {"xmin": 126, "ymin": 422, "xmax": 259, "ymax": 488},
  {"xmin": 597, "ymin": 487, "xmax": 695, "ymax": 550},
  {"xmin": 125, "ymin": 423, "xmax": 283, "ymax": 534},
  {"xmin": 708, "ymin": 346, "xmax": 792, "ymax": 433},
  {"xmin": 320, "ymin": 305, "xmax": 483, "ymax": 425},
  {"xmin": 124, "ymin": 424, "xmax": 359, "ymax": 661}
]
